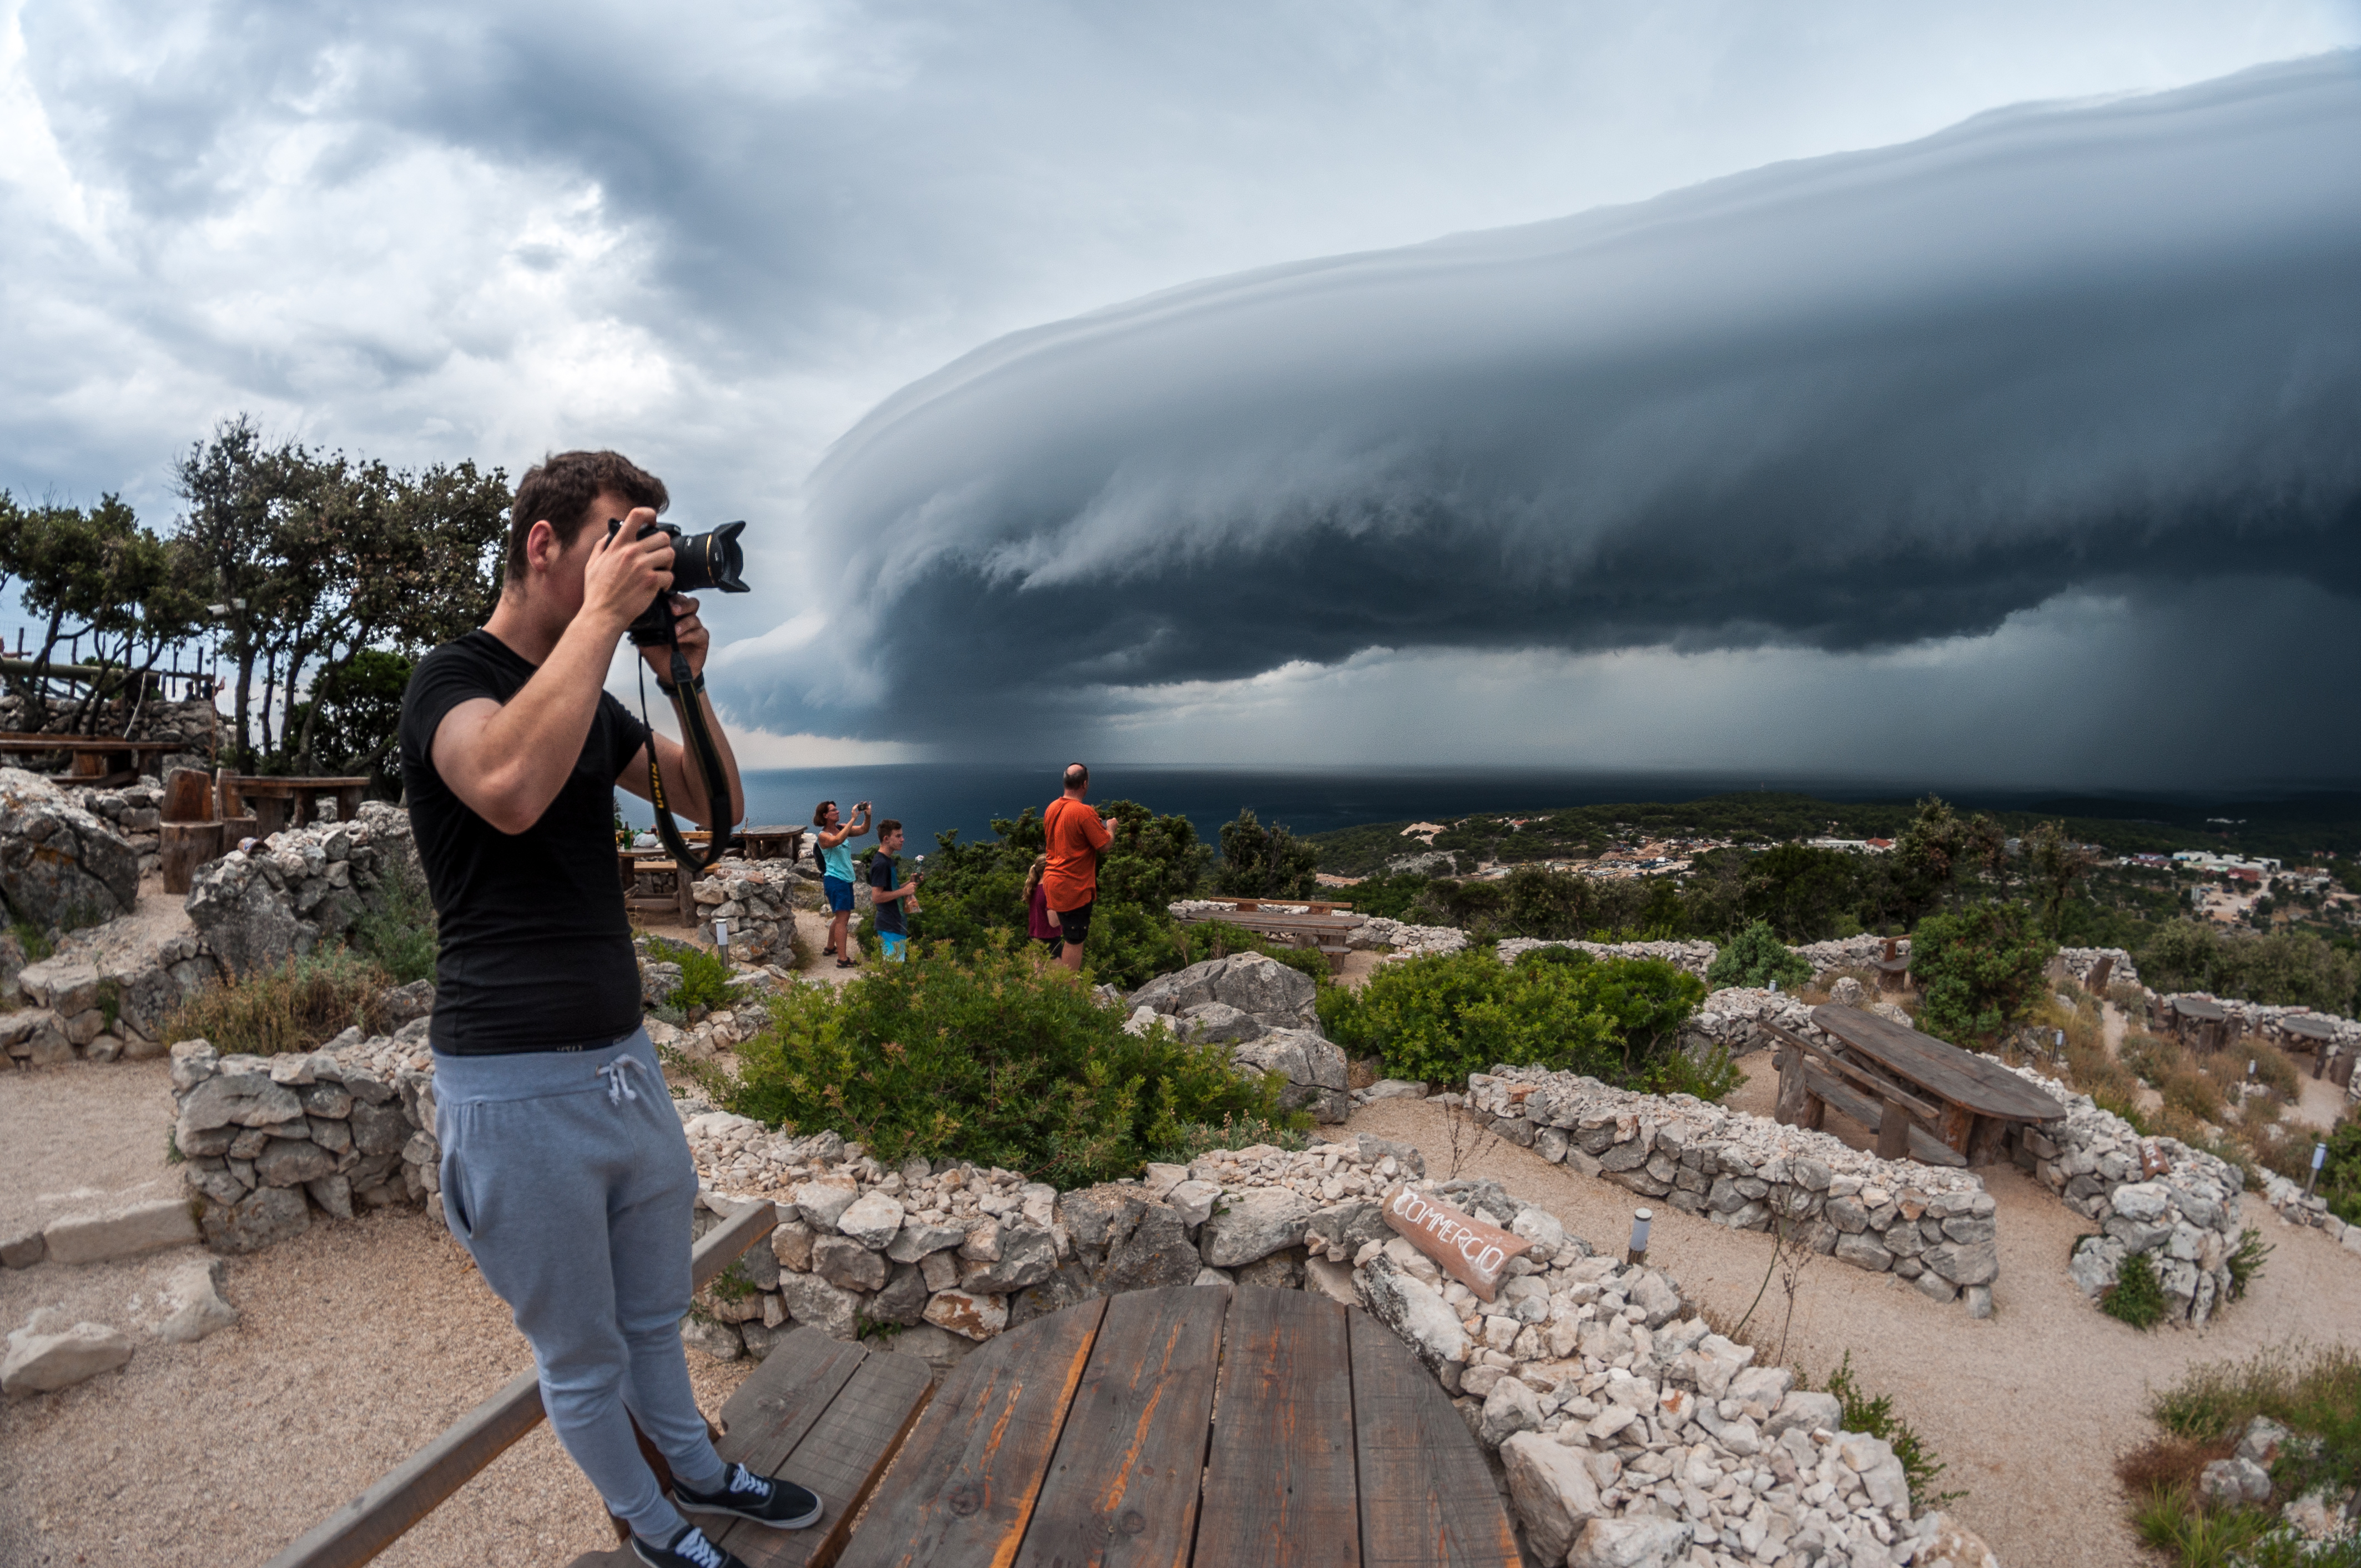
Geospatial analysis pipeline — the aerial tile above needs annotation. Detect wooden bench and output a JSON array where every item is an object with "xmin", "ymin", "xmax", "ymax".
[
  {"xmin": 619, "ymin": 850, "xmax": 700, "ymax": 924},
  {"xmin": 828, "ymin": 1283, "xmax": 1517, "ymax": 1568},
  {"xmin": 1769, "ymin": 1004, "xmax": 2065, "ymax": 1167},
  {"xmin": 0, "ymin": 732, "xmax": 188, "ymax": 788},
  {"xmin": 219, "ymin": 774, "xmax": 370, "ymax": 838},
  {"xmin": 1172, "ymin": 902, "xmax": 1360, "ymax": 972}
]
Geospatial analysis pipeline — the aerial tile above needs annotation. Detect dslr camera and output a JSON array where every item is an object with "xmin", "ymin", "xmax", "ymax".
[{"xmin": 605, "ymin": 517, "xmax": 750, "ymax": 646}]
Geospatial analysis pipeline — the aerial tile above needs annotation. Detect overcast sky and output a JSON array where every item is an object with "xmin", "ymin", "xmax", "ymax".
[{"xmin": 4, "ymin": 2, "xmax": 2359, "ymax": 782}]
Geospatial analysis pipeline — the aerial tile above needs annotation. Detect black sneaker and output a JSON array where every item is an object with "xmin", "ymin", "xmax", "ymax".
[
  {"xmin": 631, "ymin": 1524, "xmax": 747, "ymax": 1568},
  {"xmin": 675, "ymin": 1462, "xmax": 825, "ymax": 1530}
]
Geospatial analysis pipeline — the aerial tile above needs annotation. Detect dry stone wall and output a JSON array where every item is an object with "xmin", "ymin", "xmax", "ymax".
[
  {"xmin": 690, "ymin": 859, "xmax": 822, "ymax": 960},
  {"xmin": 1463, "ymin": 1068, "xmax": 2001, "ymax": 1315},
  {"xmin": 168, "ymin": 1034, "xmax": 441, "ymax": 1253},
  {"xmin": 1124, "ymin": 952, "xmax": 1350, "ymax": 1122},
  {"xmin": 6, "ymin": 803, "xmax": 421, "ymax": 1070},
  {"xmin": 1497, "ymin": 938, "xmax": 1718, "ymax": 977},
  {"xmin": 2014, "ymin": 1066, "xmax": 2252, "ymax": 1323}
]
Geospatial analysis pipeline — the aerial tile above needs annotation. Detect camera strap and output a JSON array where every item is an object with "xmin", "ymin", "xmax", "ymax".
[{"xmin": 637, "ymin": 646, "xmax": 736, "ymax": 874}]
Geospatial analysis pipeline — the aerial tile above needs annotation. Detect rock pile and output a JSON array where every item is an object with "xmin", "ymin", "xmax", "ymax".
[
  {"xmin": 691, "ymin": 859, "xmax": 821, "ymax": 960},
  {"xmin": 1685, "ymin": 988, "xmax": 1821, "ymax": 1054},
  {"xmin": 2056, "ymin": 947, "xmax": 2139, "ymax": 988},
  {"xmin": 2012, "ymin": 1066, "xmax": 2251, "ymax": 1323},
  {"xmin": 1463, "ymin": 1068, "xmax": 2000, "ymax": 1313},
  {"xmin": 185, "ymin": 803, "xmax": 419, "ymax": 979},
  {"xmin": 169, "ymin": 1035, "xmax": 442, "ymax": 1253},
  {"xmin": 0, "ymin": 767, "xmax": 141, "ymax": 934},
  {"xmin": 1126, "ymin": 953, "xmax": 1350, "ymax": 1122},
  {"xmin": 1497, "ymin": 938, "xmax": 1719, "ymax": 977},
  {"xmin": 2253, "ymin": 1167, "xmax": 2361, "ymax": 1257},
  {"xmin": 1350, "ymin": 916, "xmax": 1467, "ymax": 957},
  {"xmin": 1789, "ymin": 936, "xmax": 1907, "ymax": 974}
]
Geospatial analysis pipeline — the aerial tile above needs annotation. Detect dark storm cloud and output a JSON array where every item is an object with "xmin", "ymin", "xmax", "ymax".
[{"xmin": 777, "ymin": 54, "xmax": 2361, "ymax": 747}]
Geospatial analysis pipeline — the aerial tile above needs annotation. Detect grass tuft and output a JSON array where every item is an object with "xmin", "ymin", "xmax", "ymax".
[{"xmin": 159, "ymin": 944, "xmax": 391, "ymax": 1056}]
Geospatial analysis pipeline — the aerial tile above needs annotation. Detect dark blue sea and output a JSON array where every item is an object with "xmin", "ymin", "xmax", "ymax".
[{"xmin": 614, "ymin": 764, "xmax": 2029, "ymax": 858}]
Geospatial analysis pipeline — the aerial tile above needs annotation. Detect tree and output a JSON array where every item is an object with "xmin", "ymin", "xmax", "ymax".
[
  {"xmin": 1892, "ymin": 796, "xmax": 1969, "ymax": 926},
  {"xmin": 1741, "ymin": 844, "xmax": 1861, "ymax": 941},
  {"xmin": 1911, "ymin": 903, "xmax": 2057, "ymax": 1045},
  {"xmin": 1215, "ymin": 808, "xmax": 1319, "ymax": 900},
  {"xmin": 172, "ymin": 415, "xmax": 507, "ymax": 773},
  {"xmin": 2023, "ymin": 821, "xmax": 2097, "ymax": 938},
  {"xmin": 0, "ymin": 492, "xmax": 206, "ymax": 734}
]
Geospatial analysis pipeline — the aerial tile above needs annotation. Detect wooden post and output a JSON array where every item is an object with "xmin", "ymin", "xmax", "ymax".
[
  {"xmin": 1774, "ymin": 1046, "xmax": 1811, "ymax": 1127},
  {"xmin": 1874, "ymin": 1099, "xmax": 1911, "ymax": 1161},
  {"xmin": 160, "ymin": 821, "xmax": 224, "ymax": 894},
  {"xmin": 161, "ymin": 767, "xmax": 215, "ymax": 824}
]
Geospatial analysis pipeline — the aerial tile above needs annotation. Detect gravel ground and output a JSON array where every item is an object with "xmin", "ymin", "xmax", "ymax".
[
  {"xmin": 1348, "ymin": 1063, "xmax": 2361, "ymax": 1568},
  {"xmin": 0, "ymin": 1056, "xmax": 181, "ymax": 1237},
  {"xmin": 0, "ymin": 1067, "xmax": 754, "ymax": 1568}
]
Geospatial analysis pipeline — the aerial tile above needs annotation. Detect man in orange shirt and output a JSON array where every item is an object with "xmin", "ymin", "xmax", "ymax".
[{"xmin": 1041, "ymin": 763, "xmax": 1115, "ymax": 973}]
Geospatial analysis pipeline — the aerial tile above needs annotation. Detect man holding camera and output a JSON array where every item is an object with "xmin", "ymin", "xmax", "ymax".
[{"xmin": 398, "ymin": 450, "xmax": 805, "ymax": 1568}]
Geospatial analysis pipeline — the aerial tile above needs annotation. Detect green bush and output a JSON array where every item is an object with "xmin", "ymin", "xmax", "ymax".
[
  {"xmin": 2138, "ymin": 920, "xmax": 2360, "ymax": 1014},
  {"xmin": 160, "ymin": 944, "xmax": 391, "ymax": 1056},
  {"xmin": 1911, "ymin": 902, "xmax": 2057, "ymax": 1045},
  {"xmin": 1820, "ymin": 1350, "xmax": 1959, "ymax": 1507},
  {"xmin": 894, "ymin": 799, "xmax": 1211, "ymax": 989},
  {"xmin": 352, "ymin": 853, "xmax": 437, "ymax": 985},
  {"xmin": 1704, "ymin": 921, "xmax": 1811, "ymax": 990},
  {"xmin": 1321, "ymin": 946, "xmax": 1705, "ymax": 1090},
  {"xmin": 643, "ymin": 935, "xmax": 744, "ymax": 1012},
  {"xmin": 725, "ymin": 936, "xmax": 1304, "ymax": 1188},
  {"xmin": 1214, "ymin": 808, "xmax": 1319, "ymax": 900},
  {"xmin": 2102, "ymin": 1249, "xmax": 2169, "ymax": 1330},
  {"xmin": 2226, "ymin": 1227, "xmax": 2273, "ymax": 1300}
]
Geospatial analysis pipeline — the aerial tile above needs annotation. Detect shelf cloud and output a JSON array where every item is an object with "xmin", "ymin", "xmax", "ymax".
[{"xmin": 772, "ymin": 53, "xmax": 2361, "ymax": 771}]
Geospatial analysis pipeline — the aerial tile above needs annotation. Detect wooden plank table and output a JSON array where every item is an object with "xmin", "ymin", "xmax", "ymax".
[
  {"xmin": 837, "ymin": 1284, "xmax": 1518, "ymax": 1568},
  {"xmin": 1171, "ymin": 903, "xmax": 1360, "ymax": 972},
  {"xmin": 0, "ymin": 733, "xmax": 187, "ymax": 788},
  {"xmin": 219, "ymin": 774, "xmax": 370, "ymax": 837},
  {"xmin": 1771, "ymin": 1004, "xmax": 2063, "ymax": 1167},
  {"xmin": 741, "ymin": 826, "xmax": 807, "ymax": 862}
]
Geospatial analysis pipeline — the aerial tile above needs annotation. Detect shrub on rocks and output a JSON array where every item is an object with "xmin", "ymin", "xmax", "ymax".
[
  {"xmin": 726, "ymin": 939, "xmax": 1303, "ymax": 1187},
  {"xmin": 1323, "ymin": 946, "xmax": 1704, "ymax": 1089},
  {"xmin": 1704, "ymin": 921, "xmax": 1811, "ymax": 992}
]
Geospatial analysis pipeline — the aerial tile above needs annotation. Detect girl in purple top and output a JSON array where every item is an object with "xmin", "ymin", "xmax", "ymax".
[{"xmin": 1023, "ymin": 854, "xmax": 1061, "ymax": 955}]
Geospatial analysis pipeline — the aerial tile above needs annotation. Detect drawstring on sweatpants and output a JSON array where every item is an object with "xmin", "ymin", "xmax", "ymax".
[{"xmin": 597, "ymin": 1056, "xmax": 644, "ymax": 1106}]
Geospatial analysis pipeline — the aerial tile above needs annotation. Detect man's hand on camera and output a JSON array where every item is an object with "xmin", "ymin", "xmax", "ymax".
[
  {"xmin": 638, "ymin": 593, "xmax": 709, "ymax": 688},
  {"xmin": 587, "ymin": 508, "xmax": 674, "ymax": 633}
]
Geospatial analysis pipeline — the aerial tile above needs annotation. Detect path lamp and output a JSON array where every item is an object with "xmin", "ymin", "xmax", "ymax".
[
  {"xmin": 2307, "ymin": 1141, "xmax": 2328, "ymax": 1200},
  {"xmin": 1626, "ymin": 1208, "xmax": 1652, "ymax": 1267},
  {"xmin": 713, "ymin": 916, "xmax": 731, "ymax": 964}
]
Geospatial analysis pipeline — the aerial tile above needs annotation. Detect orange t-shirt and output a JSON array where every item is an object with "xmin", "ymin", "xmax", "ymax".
[{"xmin": 1042, "ymin": 797, "xmax": 1114, "ymax": 912}]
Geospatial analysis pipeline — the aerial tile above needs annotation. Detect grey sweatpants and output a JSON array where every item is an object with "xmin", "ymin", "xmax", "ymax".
[{"xmin": 433, "ymin": 1028, "xmax": 724, "ymax": 1542}]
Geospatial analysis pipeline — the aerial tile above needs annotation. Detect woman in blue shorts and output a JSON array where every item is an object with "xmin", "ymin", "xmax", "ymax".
[{"xmin": 812, "ymin": 799, "xmax": 870, "ymax": 967}]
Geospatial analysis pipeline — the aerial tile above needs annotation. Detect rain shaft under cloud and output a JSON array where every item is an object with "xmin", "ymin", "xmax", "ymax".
[{"xmin": 767, "ymin": 54, "xmax": 2361, "ymax": 763}]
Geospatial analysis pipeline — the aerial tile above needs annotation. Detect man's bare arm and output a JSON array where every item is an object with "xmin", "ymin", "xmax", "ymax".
[{"xmin": 432, "ymin": 519, "xmax": 674, "ymax": 835}]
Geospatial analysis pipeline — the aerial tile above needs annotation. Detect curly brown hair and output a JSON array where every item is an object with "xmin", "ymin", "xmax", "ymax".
[{"xmin": 505, "ymin": 450, "xmax": 668, "ymax": 590}]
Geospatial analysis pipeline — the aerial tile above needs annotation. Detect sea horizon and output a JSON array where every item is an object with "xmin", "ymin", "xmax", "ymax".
[{"xmin": 612, "ymin": 763, "xmax": 2361, "ymax": 863}]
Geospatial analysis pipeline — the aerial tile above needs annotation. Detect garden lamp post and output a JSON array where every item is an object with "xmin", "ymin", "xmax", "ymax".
[{"xmin": 1626, "ymin": 1208, "xmax": 1652, "ymax": 1267}]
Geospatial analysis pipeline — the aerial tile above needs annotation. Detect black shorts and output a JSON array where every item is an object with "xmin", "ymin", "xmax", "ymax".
[{"xmin": 1051, "ymin": 899, "xmax": 1093, "ymax": 945}]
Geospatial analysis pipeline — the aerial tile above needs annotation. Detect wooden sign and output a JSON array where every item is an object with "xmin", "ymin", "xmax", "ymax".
[{"xmin": 1382, "ymin": 1186, "xmax": 1531, "ymax": 1302}]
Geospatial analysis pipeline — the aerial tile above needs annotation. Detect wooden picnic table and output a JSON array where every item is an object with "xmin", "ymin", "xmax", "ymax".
[
  {"xmin": 219, "ymin": 774, "xmax": 371, "ymax": 837},
  {"xmin": 2167, "ymin": 995, "xmax": 2231, "ymax": 1052},
  {"xmin": 739, "ymin": 825, "xmax": 806, "ymax": 862},
  {"xmin": 570, "ymin": 1283, "xmax": 1517, "ymax": 1568},
  {"xmin": 0, "ymin": 732, "xmax": 188, "ymax": 788},
  {"xmin": 1770, "ymin": 1003, "xmax": 2063, "ymax": 1168},
  {"xmin": 618, "ymin": 849, "xmax": 699, "ymax": 924},
  {"xmin": 1173, "ymin": 900, "xmax": 1360, "ymax": 972}
]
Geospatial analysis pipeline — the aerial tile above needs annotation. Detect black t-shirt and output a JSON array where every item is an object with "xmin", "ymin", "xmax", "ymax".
[
  {"xmin": 869, "ymin": 851, "xmax": 904, "ymax": 935},
  {"xmin": 397, "ymin": 630, "xmax": 651, "ymax": 1054}
]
